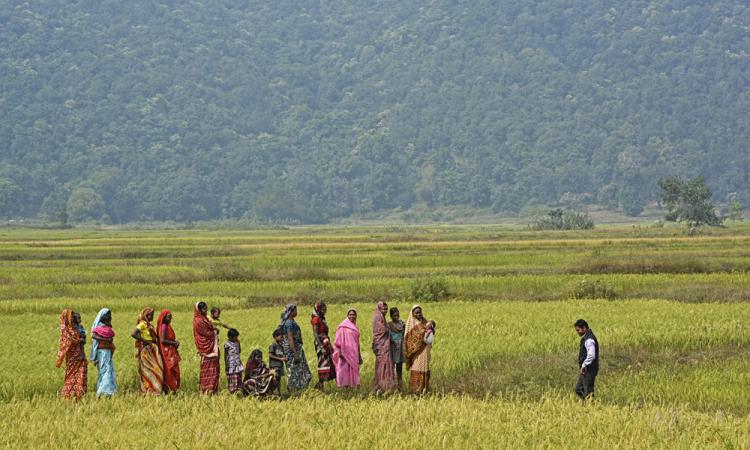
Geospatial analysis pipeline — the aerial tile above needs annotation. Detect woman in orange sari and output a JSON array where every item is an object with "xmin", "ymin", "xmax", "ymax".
[
  {"xmin": 157, "ymin": 309, "xmax": 181, "ymax": 393},
  {"xmin": 403, "ymin": 305, "xmax": 432, "ymax": 394},
  {"xmin": 131, "ymin": 307, "xmax": 164, "ymax": 395},
  {"xmin": 193, "ymin": 301, "xmax": 220, "ymax": 394},
  {"xmin": 56, "ymin": 309, "xmax": 87, "ymax": 400}
]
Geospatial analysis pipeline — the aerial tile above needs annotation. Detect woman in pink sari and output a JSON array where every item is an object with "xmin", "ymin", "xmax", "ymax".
[
  {"xmin": 372, "ymin": 301, "xmax": 395, "ymax": 392},
  {"xmin": 333, "ymin": 309, "xmax": 361, "ymax": 388}
]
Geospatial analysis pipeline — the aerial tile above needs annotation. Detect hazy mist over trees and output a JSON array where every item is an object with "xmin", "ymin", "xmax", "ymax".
[{"xmin": 1, "ymin": 0, "xmax": 748, "ymax": 223}]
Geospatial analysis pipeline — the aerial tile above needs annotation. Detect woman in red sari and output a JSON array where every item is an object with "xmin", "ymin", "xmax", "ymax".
[
  {"xmin": 131, "ymin": 307, "xmax": 164, "ymax": 395},
  {"xmin": 56, "ymin": 309, "xmax": 87, "ymax": 400},
  {"xmin": 193, "ymin": 301, "xmax": 220, "ymax": 394},
  {"xmin": 157, "ymin": 309, "xmax": 181, "ymax": 393}
]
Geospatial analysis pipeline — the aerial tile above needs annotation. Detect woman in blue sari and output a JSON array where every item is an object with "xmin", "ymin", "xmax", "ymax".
[{"xmin": 90, "ymin": 308, "xmax": 117, "ymax": 397}]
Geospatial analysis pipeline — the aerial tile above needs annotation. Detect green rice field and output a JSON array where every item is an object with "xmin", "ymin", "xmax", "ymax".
[{"xmin": 1, "ymin": 224, "xmax": 749, "ymax": 448}]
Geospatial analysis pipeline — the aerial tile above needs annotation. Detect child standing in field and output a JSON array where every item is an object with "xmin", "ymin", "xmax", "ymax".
[
  {"xmin": 268, "ymin": 327, "xmax": 287, "ymax": 395},
  {"xmin": 388, "ymin": 307, "xmax": 405, "ymax": 388},
  {"xmin": 224, "ymin": 328, "xmax": 244, "ymax": 394}
]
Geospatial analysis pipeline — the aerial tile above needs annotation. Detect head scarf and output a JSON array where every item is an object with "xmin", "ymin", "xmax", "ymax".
[
  {"xmin": 280, "ymin": 303, "xmax": 297, "ymax": 323},
  {"xmin": 135, "ymin": 307, "xmax": 156, "ymax": 348},
  {"xmin": 89, "ymin": 308, "xmax": 112, "ymax": 361},
  {"xmin": 57, "ymin": 309, "xmax": 84, "ymax": 367},
  {"xmin": 193, "ymin": 302, "xmax": 215, "ymax": 354},
  {"xmin": 404, "ymin": 305, "xmax": 423, "ymax": 338},
  {"xmin": 311, "ymin": 301, "xmax": 326, "ymax": 321}
]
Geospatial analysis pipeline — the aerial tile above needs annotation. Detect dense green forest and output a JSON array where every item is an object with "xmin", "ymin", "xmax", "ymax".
[{"xmin": 1, "ymin": 0, "xmax": 748, "ymax": 223}]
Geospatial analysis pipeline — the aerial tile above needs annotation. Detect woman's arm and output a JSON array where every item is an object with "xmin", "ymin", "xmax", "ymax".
[
  {"xmin": 287, "ymin": 329, "xmax": 297, "ymax": 354},
  {"xmin": 312, "ymin": 322, "xmax": 322, "ymax": 348},
  {"xmin": 130, "ymin": 328, "xmax": 152, "ymax": 346},
  {"xmin": 160, "ymin": 327, "xmax": 179, "ymax": 347}
]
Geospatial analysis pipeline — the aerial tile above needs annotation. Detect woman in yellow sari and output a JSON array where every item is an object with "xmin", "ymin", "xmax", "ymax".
[
  {"xmin": 403, "ymin": 305, "xmax": 432, "ymax": 394},
  {"xmin": 131, "ymin": 307, "xmax": 164, "ymax": 394}
]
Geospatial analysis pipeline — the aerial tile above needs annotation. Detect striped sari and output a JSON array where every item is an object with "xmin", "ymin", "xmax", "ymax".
[
  {"xmin": 193, "ymin": 303, "xmax": 220, "ymax": 394},
  {"xmin": 311, "ymin": 303, "xmax": 335, "ymax": 383},
  {"xmin": 135, "ymin": 308, "xmax": 164, "ymax": 395}
]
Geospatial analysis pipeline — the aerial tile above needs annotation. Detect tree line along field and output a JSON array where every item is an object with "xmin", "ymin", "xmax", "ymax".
[{"xmin": 1, "ymin": 224, "xmax": 749, "ymax": 448}]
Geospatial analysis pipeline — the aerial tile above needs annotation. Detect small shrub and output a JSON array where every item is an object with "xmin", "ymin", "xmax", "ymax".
[
  {"xmin": 408, "ymin": 277, "xmax": 451, "ymax": 302},
  {"xmin": 728, "ymin": 199, "xmax": 744, "ymax": 221},
  {"xmin": 530, "ymin": 209, "xmax": 594, "ymax": 230},
  {"xmin": 571, "ymin": 278, "xmax": 616, "ymax": 300},
  {"xmin": 205, "ymin": 261, "xmax": 258, "ymax": 281}
]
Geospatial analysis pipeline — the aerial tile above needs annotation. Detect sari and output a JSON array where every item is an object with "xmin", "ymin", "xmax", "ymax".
[
  {"xmin": 281, "ymin": 317, "xmax": 312, "ymax": 391},
  {"xmin": 372, "ymin": 302, "xmax": 395, "ymax": 391},
  {"xmin": 243, "ymin": 349, "xmax": 277, "ymax": 396},
  {"xmin": 333, "ymin": 310, "xmax": 361, "ymax": 388},
  {"xmin": 56, "ymin": 309, "xmax": 87, "ymax": 400},
  {"xmin": 193, "ymin": 302, "xmax": 219, "ymax": 394},
  {"xmin": 90, "ymin": 308, "xmax": 117, "ymax": 397},
  {"xmin": 404, "ymin": 305, "xmax": 431, "ymax": 394},
  {"xmin": 157, "ymin": 309, "xmax": 181, "ymax": 393},
  {"xmin": 135, "ymin": 307, "xmax": 164, "ymax": 395},
  {"xmin": 311, "ymin": 301, "xmax": 335, "ymax": 383}
]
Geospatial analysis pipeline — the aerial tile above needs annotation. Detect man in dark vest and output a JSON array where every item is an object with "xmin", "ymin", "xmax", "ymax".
[{"xmin": 574, "ymin": 319, "xmax": 598, "ymax": 399}]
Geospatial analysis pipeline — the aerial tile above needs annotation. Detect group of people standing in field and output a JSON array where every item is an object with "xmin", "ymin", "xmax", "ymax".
[{"xmin": 56, "ymin": 300, "xmax": 437, "ymax": 399}]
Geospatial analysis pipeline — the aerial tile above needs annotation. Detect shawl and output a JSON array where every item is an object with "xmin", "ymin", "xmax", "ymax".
[
  {"xmin": 90, "ymin": 308, "xmax": 113, "ymax": 361},
  {"xmin": 333, "ymin": 312, "xmax": 360, "ymax": 368},
  {"xmin": 280, "ymin": 303, "xmax": 297, "ymax": 323},
  {"xmin": 57, "ymin": 309, "xmax": 83, "ymax": 367},
  {"xmin": 92, "ymin": 327, "xmax": 114, "ymax": 338},
  {"xmin": 135, "ymin": 307, "xmax": 157, "ymax": 348},
  {"xmin": 193, "ymin": 302, "xmax": 216, "ymax": 354},
  {"xmin": 372, "ymin": 302, "xmax": 390, "ymax": 354}
]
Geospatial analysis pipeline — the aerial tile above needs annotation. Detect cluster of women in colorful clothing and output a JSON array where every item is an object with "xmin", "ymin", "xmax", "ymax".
[
  {"xmin": 291, "ymin": 301, "xmax": 435, "ymax": 394},
  {"xmin": 56, "ymin": 301, "xmax": 435, "ymax": 399}
]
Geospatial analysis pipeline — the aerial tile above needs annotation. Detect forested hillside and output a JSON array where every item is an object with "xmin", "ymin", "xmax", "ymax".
[{"xmin": 1, "ymin": 0, "xmax": 748, "ymax": 223}]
